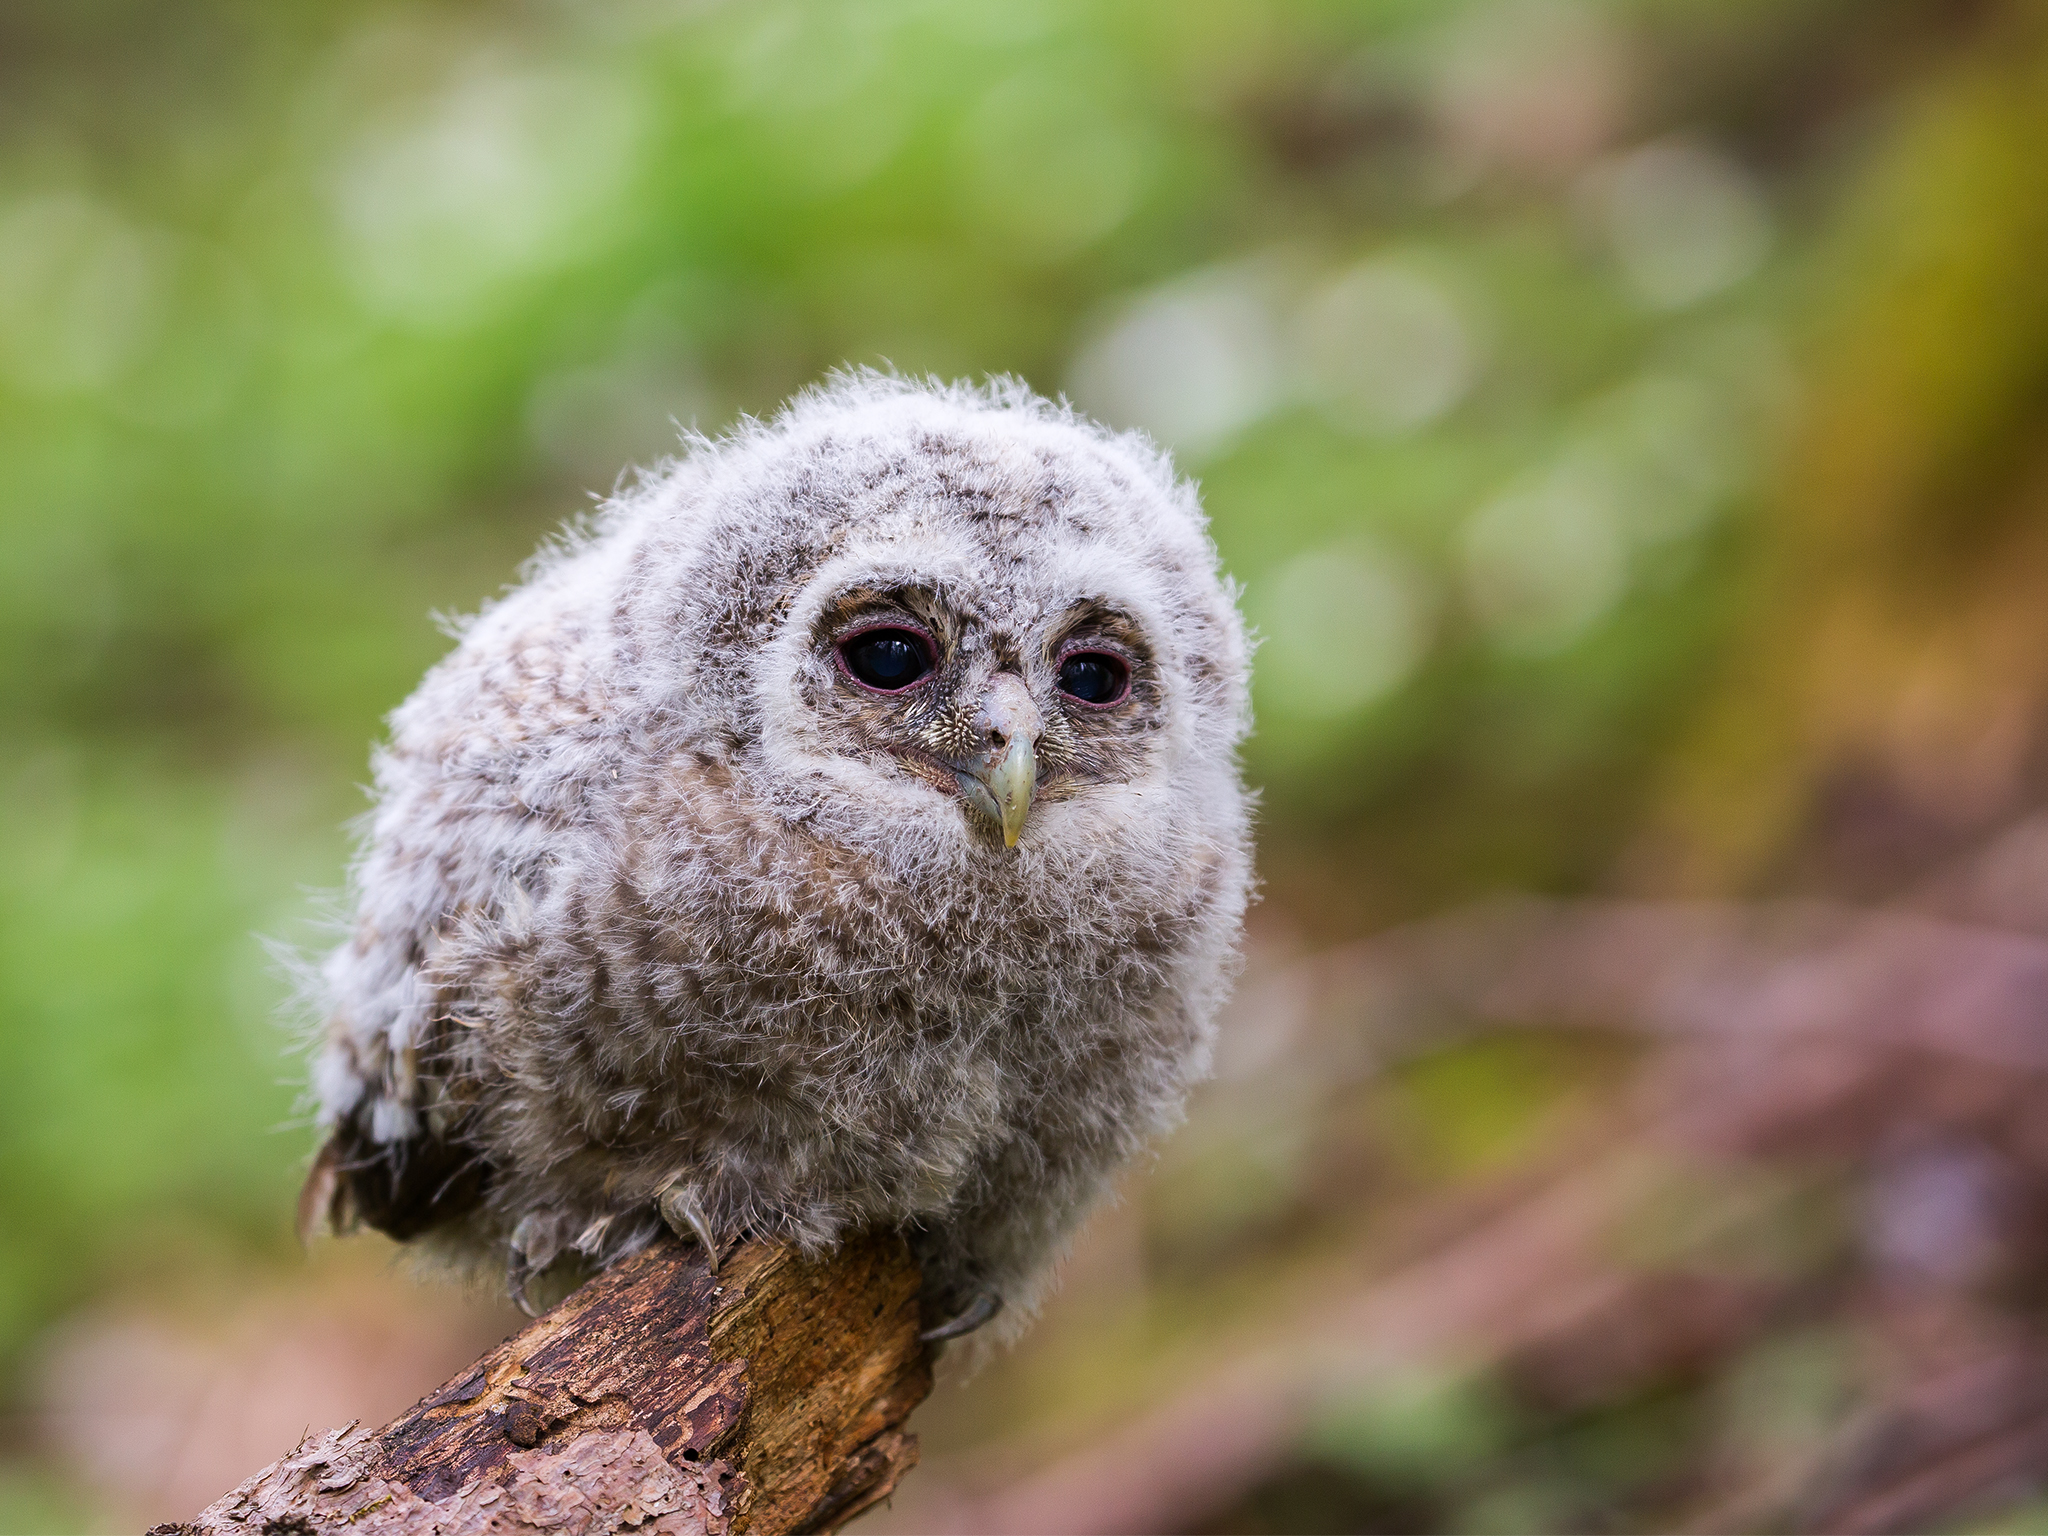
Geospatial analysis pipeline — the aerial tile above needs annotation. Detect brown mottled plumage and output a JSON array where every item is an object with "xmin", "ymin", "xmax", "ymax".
[{"xmin": 304, "ymin": 373, "xmax": 1253, "ymax": 1339}]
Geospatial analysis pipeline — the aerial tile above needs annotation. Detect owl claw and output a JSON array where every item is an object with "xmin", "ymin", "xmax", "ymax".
[
  {"xmin": 507, "ymin": 1259, "xmax": 543, "ymax": 1318},
  {"xmin": 507, "ymin": 1211, "xmax": 566, "ymax": 1317},
  {"xmin": 657, "ymin": 1184, "xmax": 731, "ymax": 1271},
  {"xmin": 920, "ymin": 1290, "xmax": 1002, "ymax": 1342}
]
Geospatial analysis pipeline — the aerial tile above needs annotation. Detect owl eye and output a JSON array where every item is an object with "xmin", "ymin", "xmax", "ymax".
[
  {"xmin": 838, "ymin": 628, "xmax": 934, "ymax": 692},
  {"xmin": 1057, "ymin": 651, "xmax": 1129, "ymax": 706}
]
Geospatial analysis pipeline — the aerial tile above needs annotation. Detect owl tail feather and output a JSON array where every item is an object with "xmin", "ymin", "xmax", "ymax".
[
  {"xmin": 296, "ymin": 1116, "xmax": 491, "ymax": 1245},
  {"xmin": 296, "ymin": 1135, "xmax": 343, "ymax": 1248}
]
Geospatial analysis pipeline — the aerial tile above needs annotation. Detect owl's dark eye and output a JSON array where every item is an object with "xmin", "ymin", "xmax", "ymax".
[
  {"xmin": 1057, "ymin": 651, "xmax": 1129, "ymax": 706},
  {"xmin": 838, "ymin": 628, "xmax": 933, "ymax": 692}
]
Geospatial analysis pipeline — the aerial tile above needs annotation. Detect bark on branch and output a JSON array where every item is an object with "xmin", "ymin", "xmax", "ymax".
[{"xmin": 151, "ymin": 1231, "xmax": 932, "ymax": 1536}]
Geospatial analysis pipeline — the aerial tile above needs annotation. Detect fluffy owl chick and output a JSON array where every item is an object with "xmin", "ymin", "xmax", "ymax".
[{"xmin": 302, "ymin": 373, "xmax": 1253, "ymax": 1341}]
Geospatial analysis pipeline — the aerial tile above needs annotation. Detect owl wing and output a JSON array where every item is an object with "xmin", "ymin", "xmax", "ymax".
[
  {"xmin": 302, "ymin": 577, "xmax": 608, "ymax": 1251},
  {"xmin": 299, "ymin": 1110, "xmax": 491, "ymax": 1245}
]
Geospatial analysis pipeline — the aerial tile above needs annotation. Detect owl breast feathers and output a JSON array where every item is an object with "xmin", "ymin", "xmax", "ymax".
[{"xmin": 304, "ymin": 373, "xmax": 1253, "ymax": 1338}]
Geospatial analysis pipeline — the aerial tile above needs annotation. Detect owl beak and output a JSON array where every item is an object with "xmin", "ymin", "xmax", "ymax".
[
  {"xmin": 955, "ymin": 673, "xmax": 1041, "ymax": 849},
  {"xmin": 982, "ymin": 731, "xmax": 1038, "ymax": 849}
]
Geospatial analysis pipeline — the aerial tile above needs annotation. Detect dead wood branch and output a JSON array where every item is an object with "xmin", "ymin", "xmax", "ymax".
[{"xmin": 149, "ymin": 1230, "xmax": 932, "ymax": 1536}]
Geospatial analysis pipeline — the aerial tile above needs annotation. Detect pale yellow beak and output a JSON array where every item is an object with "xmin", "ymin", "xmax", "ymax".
[
  {"xmin": 984, "ymin": 731, "xmax": 1037, "ymax": 848},
  {"xmin": 954, "ymin": 673, "xmax": 1042, "ymax": 849}
]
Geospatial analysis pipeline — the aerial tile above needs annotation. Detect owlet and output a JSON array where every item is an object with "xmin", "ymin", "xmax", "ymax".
[{"xmin": 302, "ymin": 374, "xmax": 1253, "ymax": 1341}]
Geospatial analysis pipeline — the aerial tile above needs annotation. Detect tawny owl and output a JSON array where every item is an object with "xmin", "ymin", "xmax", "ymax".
[{"xmin": 301, "ymin": 373, "xmax": 1253, "ymax": 1341}]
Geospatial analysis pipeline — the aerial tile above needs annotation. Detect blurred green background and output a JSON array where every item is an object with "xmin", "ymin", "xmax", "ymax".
[{"xmin": 10, "ymin": 1, "xmax": 2048, "ymax": 1530}]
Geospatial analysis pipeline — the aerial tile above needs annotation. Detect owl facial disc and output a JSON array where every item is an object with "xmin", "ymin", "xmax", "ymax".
[{"xmin": 952, "ymin": 672, "xmax": 1041, "ymax": 848}]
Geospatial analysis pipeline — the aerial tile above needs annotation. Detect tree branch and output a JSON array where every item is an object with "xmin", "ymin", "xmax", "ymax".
[{"xmin": 149, "ymin": 1230, "xmax": 932, "ymax": 1536}]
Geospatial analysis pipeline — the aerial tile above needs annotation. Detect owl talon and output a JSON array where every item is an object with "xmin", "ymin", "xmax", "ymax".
[
  {"xmin": 920, "ymin": 1290, "xmax": 1002, "ymax": 1342},
  {"xmin": 508, "ymin": 1211, "xmax": 565, "ymax": 1317},
  {"xmin": 507, "ymin": 1259, "xmax": 542, "ymax": 1318},
  {"xmin": 657, "ymin": 1184, "xmax": 731, "ymax": 1271}
]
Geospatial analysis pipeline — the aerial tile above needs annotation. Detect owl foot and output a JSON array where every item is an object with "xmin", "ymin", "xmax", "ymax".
[
  {"xmin": 508, "ymin": 1210, "xmax": 566, "ymax": 1318},
  {"xmin": 920, "ymin": 1290, "xmax": 1003, "ymax": 1342},
  {"xmin": 657, "ymin": 1183, "xmax": 735, "ymax": 1271},
  {"xmin": 508, "ymin": 1259, "xmax": 542, "ymax": 1318}
]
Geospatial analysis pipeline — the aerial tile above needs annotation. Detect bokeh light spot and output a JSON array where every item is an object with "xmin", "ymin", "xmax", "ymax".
[
  {"xmin": 333, "ymin": 56, "xmax": 646, "ymax": 329},
  {"xmin": 0, "ymin": 193, "xmax": 166, "ymax": 396},
  {"xmin": 958, "ymin": 66, "xmax": 1157, "ymax": 262},
  {"xmin": 1296, "ymin": 258, "xmax": 1482, "ymax": 436},
  {"xmin": 1461, "ymin": 464, "xmax": 1627, "ymax": 653},
  {"xmin": 1067, "ymin": 261, "xmax": 1282, "ymax": 457},
  {"xmin": 1255, "ymin": 541, "xmax": 1436, "ymax": 718},
  {"xmin": 1585, "ymin": 137, "xmax": 1771, "ymax": 309}
]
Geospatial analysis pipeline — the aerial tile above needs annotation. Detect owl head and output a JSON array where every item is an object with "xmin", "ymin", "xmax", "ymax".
[{"xmin": 471, "ymin": 373, "xmax": 1248, "ymax": 894}]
